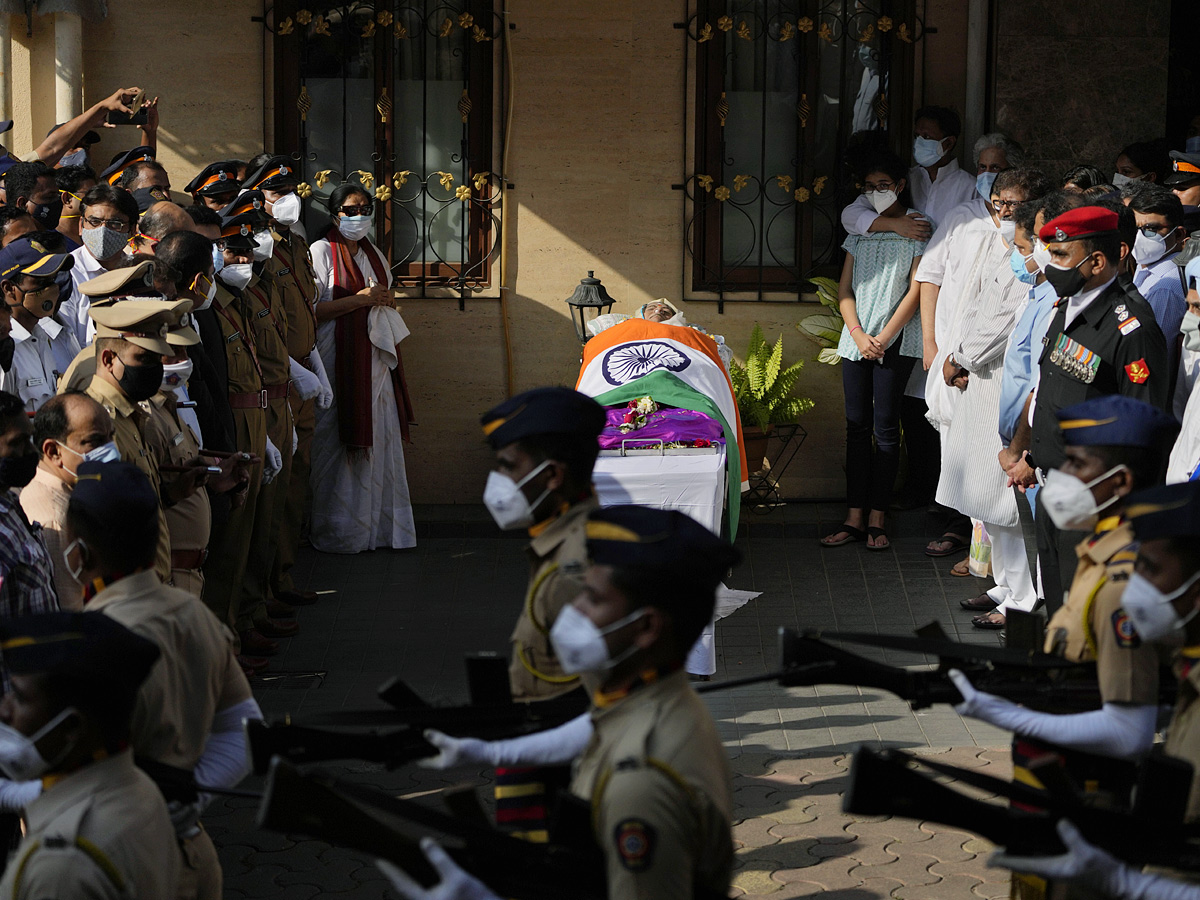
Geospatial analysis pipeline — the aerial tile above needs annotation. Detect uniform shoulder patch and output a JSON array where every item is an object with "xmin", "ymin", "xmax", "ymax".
[
  {"xmin": 1125, "ymin": 358, "xmax": 1150, "ymax": 384},
  {"xmin": 1111, "ymin": 607, "xmax": 1141, "ymax": 648},
  {"xmin": 613, "ymin": 818, "xmax": 657, "ymax": 871}
]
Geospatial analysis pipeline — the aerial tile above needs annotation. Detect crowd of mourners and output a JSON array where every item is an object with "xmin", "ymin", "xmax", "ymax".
[{"xmin": 0, "ymin": 83, "xmax": 1197, "ymax": 900}]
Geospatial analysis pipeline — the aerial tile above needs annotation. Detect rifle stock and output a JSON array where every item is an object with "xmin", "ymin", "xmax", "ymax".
[{"xmin": 244, "ymin": 719, "xmax": 435, "ymax": 775}]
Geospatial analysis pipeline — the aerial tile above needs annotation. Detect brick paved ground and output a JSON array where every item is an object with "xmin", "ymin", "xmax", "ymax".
[{"xmin": 210, "ymin": 502, "xmax": 1017, "ymax": 898}]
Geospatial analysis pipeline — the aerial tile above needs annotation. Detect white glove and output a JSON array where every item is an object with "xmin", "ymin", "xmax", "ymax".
[
  {"xmin": 291, "ymin": 426, "xmax": 298, "ymax": 455},
  {"xmin": 988, "ymin": 819, "xmax": 1200, "ymax": 900},
  {"xmin": 308, "ymin": 348, "xmax": 334, "ymax": 410},
  {"xmin": 419, "ymin": 713, "xmax": 593, "ymax": 770},
  {"xmin": 289, "ymin": 356, "xmax": 322, "ymax": 401},
  {"xmin": 167, "ymin": 799, "xmax": 202, "ymax": 838},
  {"xmin": 262, "ymin": 437, "xmax": 283, "ymax": 485},
  {"xmin": 377, "ymin": 838, "xmax": 500, "ymax": 900},
  {"xmin": 0, "ymin": 777, "xmax": 41, "ymax": 811}
]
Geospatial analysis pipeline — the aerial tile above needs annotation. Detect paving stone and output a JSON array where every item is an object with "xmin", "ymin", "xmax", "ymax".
[
  {"xmin": 734, "ymin": 816, "xmax": 783, "ymax": 849},
  {"xmin": 911, "ymin": 871, "xmax": 988, "ymax": 899},
  {"xmin": 850, "ymin": 853, "xmax": 941, "ymax": 886}
]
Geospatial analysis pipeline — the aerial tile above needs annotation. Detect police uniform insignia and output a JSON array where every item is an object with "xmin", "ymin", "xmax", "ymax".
[
  {"xmin": 1055, "ymin": 228, "xmax": 1068, "ymax": 241},
  {"xmin": 1115, "ymin": 304, "xmax": 1128, "ymax": 321},
  {"xmin": 1112, "ymin": 608, "xmax": 1141, "ymax": 648},
  {"xmin": 1051, "ymin": 333, "xmax": 1099, "ymax": 383},
  {"xmin": 276, "ymin": 267, "xmax": 291, "ymax": 276},
  {"xmin": 614, "ymin": 819, "xmax": 656, "ymax": 871},
  {"xmin": 29, "ymin": 239, "xmax": 46, "ymax": 254},
  {"xmin": 1125, "ymin": 358, "xmax": 1150, "ymax": 384},
  {"xmin": 1119, "ymin": 316, "xmax": 1141, "ymax": 335}
]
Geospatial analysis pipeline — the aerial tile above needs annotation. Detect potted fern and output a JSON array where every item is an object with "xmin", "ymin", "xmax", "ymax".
[
  {"xmin": 730, "ymin": 324, "xmax": 815, "ymax": 473},
  {"xmin": 796, "ymin": 276, "xmax": 846, "ymax": 365}
]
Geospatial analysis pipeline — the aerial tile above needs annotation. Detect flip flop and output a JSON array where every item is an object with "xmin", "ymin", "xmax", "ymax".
[
  {"xmin": 972, "ymin": 612, "xmax": 1006, "ymax": 630},
  {"xmin": 925, "ymin": 533, "xmax": 969, "ymax": 558},
  {"xmin": 866, "ymin": 526, "xmax": 890, "ymax": 551},
  {"xmin": 949, "ymin": 558, "xmax": 971, "ymax": 577},
  {"xmin": 821, "ymin": 525, "xmax": 866, "ymax": 547}
]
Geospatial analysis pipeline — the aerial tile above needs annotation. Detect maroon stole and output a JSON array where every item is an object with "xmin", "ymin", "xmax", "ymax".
[{"xmin": 324, "ymin": 226, "xmax": 415, "ymax": 449}]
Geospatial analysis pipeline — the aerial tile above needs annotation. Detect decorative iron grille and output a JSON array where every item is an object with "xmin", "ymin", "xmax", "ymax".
[
  {"xmin": 271, "ymin": 0, "xmax": 503, "ymax": 301},
  {"xmin": 682, "ymin": 0, "xmax": 923, "ymax": 305}
]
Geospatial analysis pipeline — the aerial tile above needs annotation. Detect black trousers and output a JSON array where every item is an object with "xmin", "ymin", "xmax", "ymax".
[{"xmin": 1034, "ymin": 498, "xmax": 1088, "ymax": 617}]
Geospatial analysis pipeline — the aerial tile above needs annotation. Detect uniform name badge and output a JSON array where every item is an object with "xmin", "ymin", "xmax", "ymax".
[{"xmin": 1050, "ymin": 333, "xmax": 1099, "ymax": 384}]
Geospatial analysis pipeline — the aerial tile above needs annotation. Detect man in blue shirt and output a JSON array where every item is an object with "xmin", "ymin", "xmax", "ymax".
[{"xmin": 1129, "ymin": 186, "xmax": 1188, "ymax": 372}]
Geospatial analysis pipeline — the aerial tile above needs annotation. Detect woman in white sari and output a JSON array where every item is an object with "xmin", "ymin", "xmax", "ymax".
[{"xmin": 309, "ymin": 182, "xmax": 417, "ymax": 553}]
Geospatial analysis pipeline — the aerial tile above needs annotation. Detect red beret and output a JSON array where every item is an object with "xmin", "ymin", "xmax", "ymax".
[{"xmin": 1039, "ymin": 206, "xmax": 1119, "ymax": 243}]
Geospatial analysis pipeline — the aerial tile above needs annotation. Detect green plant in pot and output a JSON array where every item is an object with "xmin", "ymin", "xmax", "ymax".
[
  {"xmin": 730, "ymin": 323, "xmax": 814, "ymax": 474},
  {"xmin": 796, "ymin": 276, "xmax": 845, "ymax": 365}
]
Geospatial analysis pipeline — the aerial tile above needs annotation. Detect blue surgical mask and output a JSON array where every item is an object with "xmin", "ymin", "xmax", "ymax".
[
  {"xmin": 1009, "ymin": 247, "xmax": 1039, "ymax": 285},
  {"xmin": 913, "ymin": 136, "xmax": 945, "ymax": 168},
  {"xmin": 212, "ymin": 244, "xmax": 225, "ymax": 276},
  {"xmin": 976, "ymin": 172, "xmax": 998, "ymax": 201},
  {"xmin": 57, "ymin": 440, "xmax": 120, "ymax": 478}
]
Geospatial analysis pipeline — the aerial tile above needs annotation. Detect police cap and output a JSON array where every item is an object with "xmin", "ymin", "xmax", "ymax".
[
  {"xmin": 481, "ymin": 387, "xmax": 605, "ymax": 449},
  {"xmin": 1039, "ymin": 206, "xmax": 1120, "ymax": 244},
  {"xmin": 0, "ymin": 610, "xmax": 159, "ymax": 693},
  {"xmin": 1165, "ymin": 152, "xmax": 1200, "ymax": 188},
  {"xmin": 586, "ymin": 505, "xmax": 739, "ymax": 591},
  {"xmin": 243, "ymin": 155, "xmax": 299, "ymax": 192},
  {"xmin": 184, "ymin": 161, "xmax": 242, "ymax": 198},
  {"xmin": 0, "ymin": 234, "xmax": 72, "ymax": 282},
  {"xmin": 1056, "ymin": 395, "xmax": 1177, "ymax": 449},
  {"xmin": 79, "ymin": 261, "xmax": 158, "ymax": 300},
  {"xmin": 100, "ymin": 146, "xmax": 155, "ymax": 186},
  {"xmin": 1127, "ymin": 481, "xmax": 1200, "ymax": 542},
  {"xmin": 218, "ymin": 212, "xmax": 260, "ymax": 250},
  {"xmin": 89, "ymin": 298, "xmax": 189, "ymax": 356},
  {"xmin": 130, "ymin": 186, "xmax": 174, "ymax": 214},
  {"xmin": 218, "ymin": 190, "xmax": 269, "ymax": 225}
]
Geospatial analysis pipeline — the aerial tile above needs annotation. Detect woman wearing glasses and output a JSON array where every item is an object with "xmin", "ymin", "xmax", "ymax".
[
  {"xmin": 308, "ymin": 182, "xmax": 416, "ymax": 553},
  {"xmin": 821, "ymin": 152, "xmax": 927, "ymax": 551},
  {"xmin": 61, "ymin": 183, "xmax": 139, "ymax": 347}
]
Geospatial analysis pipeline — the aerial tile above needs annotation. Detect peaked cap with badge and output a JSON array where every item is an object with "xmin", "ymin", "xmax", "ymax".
[
  {"xmin": 1055, "ymin": 395, "xmax": 1178, "ymax": 449},
  {"xmin": 480, "ymin": 387, "xmax": 605, "ymax": 450},
  {"xmin": 184, "ymin": 160, "xmax": 242, "ymax": 198},
  {"xmin": 243, "ymin": 156, "xmax": 299, "ymax": 192},
  {"xmin": 0, "ymin": 234, "xmax": 72, "ymax": 282},
  {"xmin": 100, "ymin": 146, "xmax": 155, "ymax": 186},
  {"xmin": 1039, "ymin": 206, "xmax": 1120, "ymax": 245}
]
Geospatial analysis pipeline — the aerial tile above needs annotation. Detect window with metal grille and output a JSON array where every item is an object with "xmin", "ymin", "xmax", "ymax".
[
  {"xmin": 683, "ymin": 0, "xmax": 920, "ymax": 303},
  {"xmin": 272, "ymin": 0, "xmax": 503, "ymax": 299}
]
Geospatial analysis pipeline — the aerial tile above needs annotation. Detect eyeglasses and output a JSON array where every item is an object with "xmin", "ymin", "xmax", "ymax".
[
  {"xmin": 1138, "ymin": 223, "xmax": 1172, "ymax": 236},
  {"xmin": 82, "ymin": 216, "xmax": 131, "ymax": 232},
  {"xmin": 338, "ymin": 204, "xmax": 373, "ymax": 216},
  {"xmin": 860, "ymin": 183, "xmax": 896, "ymax": 194},
  {"xmin": 992, "ymin": 199, "xmax": 1022, "ymax": 211}
]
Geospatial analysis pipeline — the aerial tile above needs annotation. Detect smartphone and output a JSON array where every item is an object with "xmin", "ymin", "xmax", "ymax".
[
  {"xmin": 205, "ymin": 466, "xmax": 222, "ymax": 475},
  {"xmin": 108, "ymin": 89, "xmax": 148, "ymax": 126}
]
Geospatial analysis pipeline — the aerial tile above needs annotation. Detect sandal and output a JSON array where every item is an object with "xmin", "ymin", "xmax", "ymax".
[
  {"xmin": 950, "ymin": 558, "xmax": 971, "ymax": 577},
  {"xmin": 820, "ymin": 524, "xmax": 865, "ymax": 547},
  {"xmin": 866, "ymin": 526, "xmax": 890, "ymax": 551},
  {"xmin": 972, "ymin": 612, "xmax": 1006, "ymax": 630},
  {"xmin": 925, "ymin": 533, "xmax": 969, "ymax": 558}
]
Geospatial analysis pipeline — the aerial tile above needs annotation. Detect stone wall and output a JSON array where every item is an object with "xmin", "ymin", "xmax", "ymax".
[{"xmin": 992, "ymin": 1, "xmax": 1171, "ymax": 178}]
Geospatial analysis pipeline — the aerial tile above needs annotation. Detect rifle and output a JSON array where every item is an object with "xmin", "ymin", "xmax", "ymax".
[
  {"xmin": 843, "ymin": 746, "xmax": 1200, "ymax": 871},
  {"xmin": 244, "ymin": 719, "xmax": 436, "ymax": 775},
  {"xmin": 697, "ymin": 627, "xmax": 1121, "ymax": 713}
]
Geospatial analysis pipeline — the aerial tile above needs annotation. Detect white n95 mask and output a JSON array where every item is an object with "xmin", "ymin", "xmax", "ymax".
[
  {"xmin": 1120, "ymin": 570, "xmax": 1200, "ymax": 645},
  {"xmin": 868, "ymin": 190, "xmax": 897, "ymax": 214},
  {"xmin": 1039, "ymin": 465, "xmax": 1127, "ymax": 531},
  {"xmin": 482, "ymin": 460, "xmax": 551, "ymax": 530},
  {"xmin": 0, "ymin": 708, "xmax": 79, "ymax": 782},
  {"xmin": 549, "ymin": 604, "xmax": 648, "ymax": 675},
  {"xmin": 271, "ymin": 192, "xmax": 302, "ymax": 227}
]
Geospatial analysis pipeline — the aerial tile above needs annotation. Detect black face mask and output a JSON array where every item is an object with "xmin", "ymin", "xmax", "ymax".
[
  {"xmin": 30, "ymin": 198, "xmax": 63, "ymax": 230},
  {"xmin": 116, "ymin": 356, "xmax": 164, "ymax": 402},
  {"xmin": 0, "ymin": 452, "xmax": 38, "ymax": 490},
  {"xmin": 0, "ymin": 336, "xmax": 14, "ymax": 373},
  {"xmin": 1043, "ymin": 255, "xmax": 1090, "ymax": 300}
]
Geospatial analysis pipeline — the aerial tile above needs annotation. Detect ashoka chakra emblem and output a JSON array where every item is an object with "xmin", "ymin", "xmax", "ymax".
[{"xmin": 602, "ymin": 341, "xmax": 691, "ymax": 385}]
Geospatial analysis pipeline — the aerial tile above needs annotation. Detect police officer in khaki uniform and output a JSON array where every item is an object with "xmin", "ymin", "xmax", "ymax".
[
  {"xmin": 244, "ymin": 154, "xmax": 327, "ymax": 610},
  {"xmin": 85, "ymin": 292, "xmax": 207, "ymax": 582},
  {"xmin": 64, "ymin": 461, "xmax": 260, "ymax": 900},
  {"xmin": 217, "ymin": 194, "xmax": 298, "ymax": 643},
  {"xmin": 0, "ymin": 611, "xmax": 180, "ymax": 900},
  {"xmin": 389, "ymin": 505, "xmax": 738, "ymax": 900},
  {"xmin": 480, "ymin": 387, "xmax": 606, "ymax": 702}
]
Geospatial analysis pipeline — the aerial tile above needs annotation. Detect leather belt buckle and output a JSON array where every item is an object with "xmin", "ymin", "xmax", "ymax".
[{"xmin": 260, "ymin": 389, "xmax": 268, "ymax": 409}]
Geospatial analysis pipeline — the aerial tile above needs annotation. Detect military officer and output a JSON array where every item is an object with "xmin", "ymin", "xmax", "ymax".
[
  {"xmin": 85, "ymin": 290, "xmax": 208, "ymax": 582},
  {"xmin": 0, "ymin": 611, "xmax": 179, "ymax": 900},
  {"xmin": 1027, "ymin": 206, "xmax": 1170, "ymax": 617},
  {"xmin": 480, "ymin": 387, "xmax": 607, "ymax": 702},
  {"xmin": 390, "ymin": 504, "xmax": 738, "ymax": 900},
  {"xmin": 65, "ymin": 460, "xmax": 259, "ymax": 900},
  {"xmin": 244, "ymin": 153, "xmax": 328, "ymax": 610},
  {"xmin": 183, "ymin": 160, "xmax": 241, "ymax": 212}
]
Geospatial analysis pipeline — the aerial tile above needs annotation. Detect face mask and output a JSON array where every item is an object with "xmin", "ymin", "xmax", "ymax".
[
  {"xmin": 1181, "ymin": 314, "xmax": 1200, "ymax": 352},
  {"xmin": 1120, "ymin": 570, "xmax": 1200, "ymax": 646},
  {"xmin": 271, "ymin": 192, "xmax": 302, "ymax": 227},
  {"xmin": 220, "ymin": 263, "xmax": 253, "ymax": 291},
  {"xmin": 62, "ymin": 536, "xmax": 88, "ymax": 583},
  {"xmin": 337, "ymin": 215, "xmax": 372, "ymax": 242},
  {"xmin": 868, "ymin": 190, "xmax": 897, "ymax": 214},
  {"xmin": 548, "ymin": 604, "xmax": 648, "ymax": 675},
  {"xmin": 998, "ymin": 219, "xmax": 1017, "ymax": 242},
  {"xmin": 81, "ymin": 225, "xmax": 129, "ymax": 262},
  {"xmin": 252, "ymin": 231, "xmax": 274, "ymax": 263},
  {"xmin": 1039, "ymin": 465, "xmax": 1127, "ymax": 531},
  {"xmin": 482, "ymin": 460, "xmax": 552, "ymax": 531},
  {"xmin": 913, "ymin": 136, "xmax": 945, "ymax": 168},
  {"xmin": 59, "ymin": 149, "xmax": 88, "ymax": 168},
  {"xmin": 114, "ymin": 355, "xmax": 164, "ymax": 403},
  {"xmin": 31, "ymin": 198, "xmax": 62, "ymax": 230},
  {"xmin": 1133, "ymin": 229, "xmax": 1170, "ymax": 266},
  {"xmin": 1031, "ymin": 239, "xmax": 1053, "ymax": 272},
  {"xmin": 211, "ymin": 245, "xmax": 225, "ymax": 276},
  {"xmin": 192, "ymin": 273, "xmax": 217, "ymax": 312},
  {"xmin": 160, "ymin": 359, "xmax": 193, "ymax": 393},
  {"xmin": 1009, "ymin": 247, "xmax": 1039, "ymax": 285},
  {"xmin": 0, "ymin": 452, "xmax": 38, "ymax": 490},
  {"xmin": 1043, "ymin": 255, "xmax": 1090, "ymax": 300},
  {"xmin": 1187, "ymin": 136, "xmax": 1200, "ymax": 155},
  {"xmin": 0, "ymin": 336, "xmax": 13, "ymax": 373},
  {"xmin": 976, "ymin": 171, "xmax": 998, "ymax": 202},
  {"xmin": 9, "ymin": 283, "xmax": 58, "ymax": 318},
  {"xmin": 0, "ymin": 708, "xmax": 78, "ymax": 782},
  {"xmin": 1111, "ymin": 172, "xmax": 1139, "ymax": 189},
  {"xmin": 56, "ymin": 440, "xmax": 120, "ymax": 478}
]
